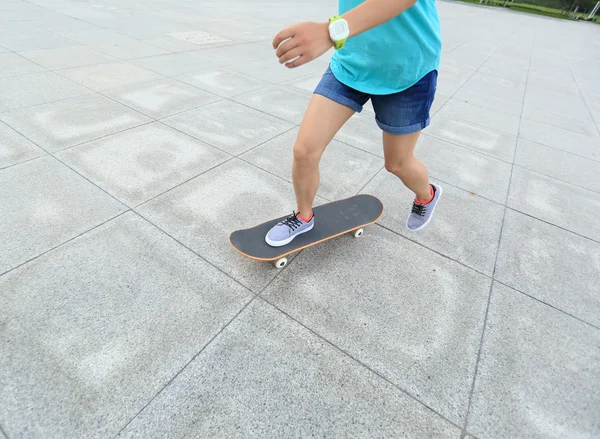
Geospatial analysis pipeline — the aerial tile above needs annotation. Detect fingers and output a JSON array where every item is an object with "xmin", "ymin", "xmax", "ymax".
[
  {"xmin": 285, "ymin": 55, "xmax": 308, "ymax": 69},
  {"xmin": 272, "ymin": 26, "xmax": 294, "ymax": 48},
  {"xmin": 279, "ymin": 47, "xmax": 303, "ymax": 65},
  {"xmin": 275, "ymin": 37, "xmax": 299, "ymax": 59}
]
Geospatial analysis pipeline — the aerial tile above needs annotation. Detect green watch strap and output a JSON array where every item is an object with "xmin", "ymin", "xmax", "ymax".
[{"xmin": 329, "ymin": 15, "xmax": 347, "ymax": 50}]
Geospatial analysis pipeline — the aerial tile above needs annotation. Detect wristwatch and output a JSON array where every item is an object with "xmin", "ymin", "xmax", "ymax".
[{"xmin": 328, "ymin": 16, "xmax": 350, "ymax": 50}]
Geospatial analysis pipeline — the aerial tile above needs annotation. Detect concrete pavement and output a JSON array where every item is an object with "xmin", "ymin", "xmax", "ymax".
[{"xmin": 1, "ymin": 0, "xmax": 599, "ymax": 437}]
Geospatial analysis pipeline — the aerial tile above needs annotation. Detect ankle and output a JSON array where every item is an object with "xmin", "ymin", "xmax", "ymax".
[
  {"xmin": 415, "ymin": 185, "xmax": 434, "ymax": 204},
  {"xmin": 297, "ymin": 211, "xmax": 313, "ymax": 222}
]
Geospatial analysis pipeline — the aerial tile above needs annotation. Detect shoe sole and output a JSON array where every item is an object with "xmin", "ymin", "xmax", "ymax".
[
  {"xmin": 265, "ymin": 222, "xmax": 315, "ymax": 247},
  {"xmin": 407, "ymin": 184, "xmax": 442, "ymax": 232}
]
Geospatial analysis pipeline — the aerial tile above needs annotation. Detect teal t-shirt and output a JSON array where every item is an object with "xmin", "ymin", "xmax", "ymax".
[{"xmin": 330, "ymin": 0, "xmax": 442, "ymax": 95}]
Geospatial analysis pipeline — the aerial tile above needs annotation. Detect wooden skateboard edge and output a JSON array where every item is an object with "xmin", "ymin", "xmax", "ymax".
[{"xmin": 228, "ymin": 199, "xmax": 384, "ymax": 262}]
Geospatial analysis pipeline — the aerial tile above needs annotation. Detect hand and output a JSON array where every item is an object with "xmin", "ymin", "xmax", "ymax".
[{"xmin": 272, "ymin": 21, "xmax": 334, "ymax": 68}]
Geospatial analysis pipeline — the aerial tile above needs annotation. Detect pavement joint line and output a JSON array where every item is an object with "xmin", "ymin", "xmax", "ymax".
[
  {"xmin": 432, "ymin": 110, "xmax": 521, "ymax": 138},
  {"xmin": 460, "ymin": 28, "xmax": 534, "ymax": 435},
  {"xmin": 330, "ymin": 135, "xmax": 385, "ymax": 160},
  {"xmin": 0, "ymin": 152, "xmax": 49, "ymax": 172},
  {"xmin": 131, "ymin": 209, "xmax": 258, "ymax": 295},
  {"xmin": 257, "ymin": 295, "xmax": 467, "ymax": 433},
  {"xmin": 112, "ymin": 229, "xmax": 297, "ymax": 438},
  {"xmin": 0, "ymin": 116, "xmax": 53, "ymax": 153},
  {"xmin": 511, "ymin": 163, "xmax": 600, "ymax": 196},
  {"xmin": 505, "ymin": 206, "xmax": 600, "ymax": 245},
  {"xmin": 493, "ymin": 279, "xmax": 600, "ymax": 331},
  {"xmin": 0, "ymin": 210, "xmax": 130, "ymax": 280},
  {"xmin": 223, "ymin": 93, "xmax": 304, "ymax": 126},
  {"xmin": 132, "ymin": 156, "xmax": 236, "ymax": 209},
  {"xmin": 0, "ymin": 422, "xmax": 8, "ymax": 439},
  {"xmin": 50, "ymin": 120, "xmax": 156, "ymax": 155},
  {"xmin": 515, "ymin": 133, "xmax": 600, "ymax": 164},
  {"xmin": 0, "ymin": 87, "xmax": 94, "ymax": 114},
  {"xmin": 561, "ymin": 47, "xmax": 600, "ymax": 135},
  {"xmin": 47, "ymin": 149, "xmax": 132, "ymax": 205},
  {"xmin": 424, "ymin": 131, "xmax": 517, "ymax": 165},
  {"xmin": 111, "ymin": 295, "xmax": 260, "ymax": 439},
  {"xmin": 357, "ymin": 164, "xmax": 386, "ymax": 195},
  {"xmin": 17, "ymin": 0, "xmax": 103, "ymax": 34},
  {"xmin": 95, "ymin": 85, "xmax": 222, "ymax": 122},
  {"xmin": 374, "ymin": 222, "xmax": 493, "ymax": 279},
  {"xmin": 52, "ymin": 66, "xmax": 169, "ymax": 93}
]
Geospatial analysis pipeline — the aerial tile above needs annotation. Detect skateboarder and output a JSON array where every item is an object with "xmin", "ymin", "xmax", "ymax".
[{"xmin": 266, "ymin": 0, "xmax": 442, "ymax": 247}]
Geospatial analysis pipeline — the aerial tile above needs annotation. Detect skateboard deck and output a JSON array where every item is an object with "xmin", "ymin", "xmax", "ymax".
[{"xmin": 228, "ymin": 194, "xmax": 384, "ymax": 268}]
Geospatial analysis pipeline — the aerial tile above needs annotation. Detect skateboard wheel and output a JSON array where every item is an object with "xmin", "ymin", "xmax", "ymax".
[
  {"xmin": 274, "ymin": 257, "xmax": 288, "ymax": 269},
  {"xmin": 353, "ymin": 228, "xmax": 364, "ymax": 238}
]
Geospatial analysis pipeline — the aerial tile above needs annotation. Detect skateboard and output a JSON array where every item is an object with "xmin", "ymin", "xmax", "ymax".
[{"xmin": 228, "ymin": 194, "xmax": 384, "ymax": 269}]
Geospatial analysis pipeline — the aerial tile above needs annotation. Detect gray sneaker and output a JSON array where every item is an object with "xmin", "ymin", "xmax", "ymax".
[
  {"xmin": 265, "ymin": 211, "xmax": 314, "ymax": 247},
  {"xmin": 407, "ymin": 183, "xmax": 442, "ymax": 231}
]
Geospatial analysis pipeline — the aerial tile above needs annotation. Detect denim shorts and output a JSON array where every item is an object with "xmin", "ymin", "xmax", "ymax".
[{"xmin": 314, "ymin": 66, "xmax": 438, "ymax": 135}]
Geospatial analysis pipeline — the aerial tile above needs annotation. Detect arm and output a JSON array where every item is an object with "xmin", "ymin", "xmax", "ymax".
[{"xmin": 273, "ymin": 0, "xmax": 418, "ymax": 68}]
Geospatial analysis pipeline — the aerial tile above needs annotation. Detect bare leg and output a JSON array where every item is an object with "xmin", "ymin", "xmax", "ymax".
[
  {"xmin": 293, "ymin": 94, "xmax": 355, "ymax": 217},
  {"xmin": 382, "ymin": 131, "xmax": 431, "ymax": 201}
]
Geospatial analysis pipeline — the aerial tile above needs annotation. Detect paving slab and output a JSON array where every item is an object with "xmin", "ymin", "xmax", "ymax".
[
  {"xmin": 229, "ymin": 58, "xmax": 326, "ymax": 84},
  {"xmin": 439, "ymin": 99, "xmax": 520, "ymax": 137},
  {"xmin": 0, "ymin": 156, "xmax": 125, "ymax": 274},
  {"xmin": 241, "ymin": 128, "xmax": 383, "ymax": 201},
  {"xmin": 18, "ymin": 46, "xmax": 118, "ymax": 70},
  {"xmin": 437, "ymin": 58, "xmax": 479, "ymax": 97},
  {"xmin": 514, "ymin": 138, "xmax": 600, "ymax": 191},
  {"xmin": 0, "ymin": 52, "xmax": 46, "ymax": 77},
  {"xmin": 0, "ymin": 121, "xmax": 45, "ymax": 169},
  {"xmin": 262, "ymin": 225, "xmax": 491, "ymax": 425},
  {"xmin": 0, "ymin": 94, "xmax": 151, "ymax": 152},
  {"xmin": 2, "ymin": 0, "xmax": 599, "ymax": 436},
  {"xmin": 523, "ymin": 85, "xmax": 592, "ymax": 121},
  {"xmin": 454, "ymin": 76, "xmax": 524, "ymax": 116},
  {"xmin": 130, "ymin": 51, "xmax": 227, "ymax": 77},
  {"xmin": 0, "ymin": 28, "xmax": 75, "ymax": 51},
  {"xmin": 118, "ymin": 299, "xmax": 462, "ymax": 439},
  {"xmin": 91, "ymin": 39, "xmax": 171, "ymax": 60},
  {"xmin": 362, "ymin": 171, "xmax": 504, "ymax": 275},
  {"xmin": 57, "ymin": 61, "xmax": 163, "ymax": 92},
  {"xmin": 57, "ymin": 122, "xmax": 230, "ymax": 207},
  {"xmin": 104, "ymin": 78, "xmax": 222, "ymax": 119},
  {"xmin": 232, "ymin": 86, "xmax": 312, "ymax": 125},
  {"xmin": 425, "ymin": 113, "xmax": 517, "ymax": 161},
  {"xmin": 521, "ymin": 104, "xmax": 599, "ymax": 138},
  {"xmin": 177, "ymin": 68, "xmax": 268, "ymax": 98},
  {"xmin": 430, "ymin": 92, "xmax": 450, "ymax": 115},
  {"xmin": 467, "ymin": 282, "xmax": 600, "ymax": 439},
  {"xmin": 519, "ymin": 119, "xmax": 599, "ymax": 161},
  {"xmin": 416, "ymin": 135, "xmax": 512, "ymax": 204},
  {"xmin": 334, "ymin": 112, "xmax": 384, "ymax": 157},
  {"xmin": 162, "ymin": 100, "xmax": 293, "ymax": 155},
  {"xmin": 0, "ymin": 71, "xmax": 91, "ymax": 110},
  {"xmin": 0, "ymin": 212, "xmax": 253, "ymax": 439},
  {"xmin": 478, "ymin": 54, "xmax": 529, "ymax": 83},
  {"xmin": 527, "ymin": 71, "xmax": 581, "ymax": 96},
  {"xmin": 137, "ymin": 159, "xmax": 325, "ymax": 292},
  {"xmin": 56, "ymin": 29, "xmax": 138, "ymax": 45},
  {"xmin": 495, "ymin": 209, "xmax": 600, "ymax": 327},
  {"xmin": 142, "ymin": 36, "xmax": 205, "ymax": 53},
  {"xmin": 507, "ymin": 166, "xmax": 600, "ymax": 241},
  {"xmin": 282, "ymin": 73, "xmax": 323, "ymax": 95},
  {"xmin": 200, "ymin": 42, "xmax": 274, "ymax": 64}
]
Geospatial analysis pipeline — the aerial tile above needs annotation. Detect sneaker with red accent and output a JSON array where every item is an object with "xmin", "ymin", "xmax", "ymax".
[
  {"xmin": 265, "ymin": 211, "xmax": 314, "ymax": 247},
  {"xmin": 407, "ymin": 183, "xmax": 442, "ymax": 231}
]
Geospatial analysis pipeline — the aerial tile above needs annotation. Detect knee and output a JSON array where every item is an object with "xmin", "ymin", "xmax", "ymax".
[
  {"xmin": 384, "ymin": 157, "xmax": 410, "ymax": 175},
  {"xmin": 293, "ymin": 139, "xmax": 322, "ymax": 167}
]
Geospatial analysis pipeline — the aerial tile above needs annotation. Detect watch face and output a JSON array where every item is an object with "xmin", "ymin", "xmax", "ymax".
[{"xmin": 331, "ymin": 20, "xmax": 349, "ymax": 40}]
